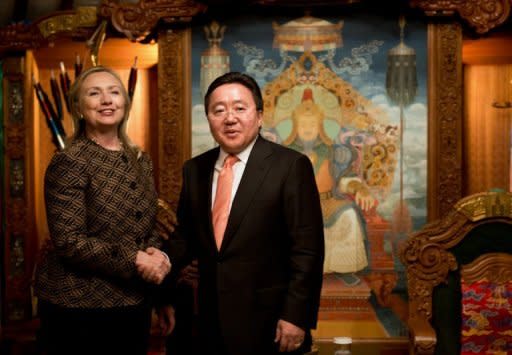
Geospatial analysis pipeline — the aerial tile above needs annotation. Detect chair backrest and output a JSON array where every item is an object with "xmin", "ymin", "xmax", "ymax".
[
  {"xmin": 460, "ymin": 253, "xmax": 512, "ymax": 354},
  {"xmin": 400, "ymin": 191, "xmax": 512, "ymax": 355}
]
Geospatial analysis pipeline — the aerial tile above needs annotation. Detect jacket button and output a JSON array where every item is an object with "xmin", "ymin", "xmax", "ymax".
[
  {"xmin": 121, "ymin": 155, "xmax": 128, "ymax": 163},
  {"xmin": 135, "ymin": 211, "xmax": 143, "ymax": 220},
  {"xmin": 130, "ymin": 181, "xmax": 137, "ymax": 189},
  {"xmin": 111, "ymin": 249, "xmax": 119, "ymax": 257},
  {"xmin": 135, "ymin": 236, "xmax": 142, "ymax": 245}
]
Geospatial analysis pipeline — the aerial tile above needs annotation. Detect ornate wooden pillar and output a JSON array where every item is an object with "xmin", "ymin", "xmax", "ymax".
[
  {"xmin": 2, "ymin": 56, "xmax": 37, "ymax": 322},
  {"xmin": 157, "ymin": 28, "xmax": 191, "ymax": 209},
  {"xmin": 428, "ymin": 22, "xmax": 463, "ymax": 221},
  {"xmin": 411, "ymin": 0, "xmax": 512, "ymax": 220},
  {"xmin": 99, "ymin": 0, "xmax": 204, "ymax": 208}
]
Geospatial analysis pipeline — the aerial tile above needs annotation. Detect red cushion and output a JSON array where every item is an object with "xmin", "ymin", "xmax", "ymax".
[{"xmin": 460, "ymin": 278, "xmax": 512, "ymax": 354}]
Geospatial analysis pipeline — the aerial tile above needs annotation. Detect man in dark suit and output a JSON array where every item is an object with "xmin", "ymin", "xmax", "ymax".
[{"xmin": 171, "ymin": 72, "xmax": 324, "ymax": 355}]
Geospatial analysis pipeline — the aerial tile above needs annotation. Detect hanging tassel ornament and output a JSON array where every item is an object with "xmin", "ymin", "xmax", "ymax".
[{"xmin": 385, "ymin": 15, "xmax": 417, "ymax": 236}]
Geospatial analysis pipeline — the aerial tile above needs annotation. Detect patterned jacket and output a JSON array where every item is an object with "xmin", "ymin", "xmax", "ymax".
[{"xmin": 35, "ymin": 137, "xmax": 162, "ymax": 308}]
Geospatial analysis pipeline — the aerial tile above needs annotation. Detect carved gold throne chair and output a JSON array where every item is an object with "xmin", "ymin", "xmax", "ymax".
[{"xmin": 400, "ymin": 191, "xmax": 512, "ymax": 355}]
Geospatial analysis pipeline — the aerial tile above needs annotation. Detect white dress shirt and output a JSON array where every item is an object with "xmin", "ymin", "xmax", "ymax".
[{"xmin": 211, "ymin": 137, "xmax": 257, "ymax": 211}]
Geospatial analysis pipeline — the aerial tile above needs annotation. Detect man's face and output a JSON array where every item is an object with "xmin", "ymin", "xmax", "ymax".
[{"xmin": 206, "ymin": 83, "xmax": 262, "ymax": 154}]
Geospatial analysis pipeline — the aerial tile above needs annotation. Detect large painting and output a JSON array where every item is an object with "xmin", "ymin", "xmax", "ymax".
[{"xmin": 190, "ymin": 11, "xmax": 427, "ymax": 339}]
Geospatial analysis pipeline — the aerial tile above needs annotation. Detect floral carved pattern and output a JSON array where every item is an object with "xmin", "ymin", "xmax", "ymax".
[
  {"xmin": 411, "ymin": 0, "xmax": 511, "ymax": 33},
  {"xmin": 157, "ymin": 29, "xmax": 189, "ymax": 210},
  {"xmin": 402, "ymin": 236, "xmax": 457, "ymax": 319},
  {"xmin": 99, "ymin": 0, "xmax": 206, "ymax": 41},
  {"xmin": 2, "ymin": 57, "xmax": 33, "ymax": 321},
  {"xmin": 433, "ymin": 23, "xmax": 463, "ymax": 219},
  {"xmin": 0, "ymin": 23, "xmax": 44, "ymax": 53}
]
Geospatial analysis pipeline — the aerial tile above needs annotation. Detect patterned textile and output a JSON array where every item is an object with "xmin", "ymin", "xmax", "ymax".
[
  {"xmin": 35, "ymin": 137, "xmax": 162, "ymax": 309},
  {"xmin": 461, "ymin": 278, "xmax": 512, "ymax": 354}
]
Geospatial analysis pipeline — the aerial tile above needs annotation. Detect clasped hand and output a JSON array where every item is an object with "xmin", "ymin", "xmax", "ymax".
[{"xmin": 135, "ymin": 247, "xmax": 171, "ymax": 284}]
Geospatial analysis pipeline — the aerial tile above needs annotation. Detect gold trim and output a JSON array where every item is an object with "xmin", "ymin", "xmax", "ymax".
[{"xmin": 37, "ymin": 7, "xmax": 98, "ymax": 39}]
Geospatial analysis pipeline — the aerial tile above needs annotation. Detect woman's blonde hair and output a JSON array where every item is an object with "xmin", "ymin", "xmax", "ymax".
[{"xmin": 67, "ymin": 65, "xmax": 140, "ymax": 157}]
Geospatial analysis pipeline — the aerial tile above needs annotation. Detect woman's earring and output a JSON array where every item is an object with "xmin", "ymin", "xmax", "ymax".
[{"xmin": 79, "ymin": 113, "xmax": 84, "ymax": 120}]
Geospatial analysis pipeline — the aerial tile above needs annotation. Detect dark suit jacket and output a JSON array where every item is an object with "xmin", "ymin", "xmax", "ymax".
[{"xmin": 173, "ymin": 136, "xmax": 324, "ymax": 355}]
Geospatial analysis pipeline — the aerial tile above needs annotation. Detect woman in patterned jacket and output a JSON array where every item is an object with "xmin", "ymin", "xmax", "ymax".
[{"xmin": 35, "ymin": 66, "xmax": 174, "ymax": 355}]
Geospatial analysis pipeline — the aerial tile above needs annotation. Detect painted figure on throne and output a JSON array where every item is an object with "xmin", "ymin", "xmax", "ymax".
[
  {"xmin": 285, "ymin": 87, "xmax": 375, "ymax": 280},
  {"xmin": 261, "ymin": 52, "xmax": 399, "ymax": 287}
]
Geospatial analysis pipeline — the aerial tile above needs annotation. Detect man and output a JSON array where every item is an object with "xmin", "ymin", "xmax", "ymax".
[{"xmin": 172, "ymin": 72, "xmax": 324, "ymax": 355}]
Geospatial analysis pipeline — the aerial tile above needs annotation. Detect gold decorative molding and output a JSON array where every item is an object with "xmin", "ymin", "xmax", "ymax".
[
  {"xmin": 456, "ymin": 191, "xmax": 512, "ymax": 221},
  {"xmin": 428, "ymin": 23, "xmax": 463, "ymax": 220},
  {"xmin": 411, "ymin": 0, "xmax": 511, "ymax": 34},
  {"xmin": 157, "ymin": 28, "xmax": 191, "ymax": 209},
  {"xmin": 99, "ymin": 0, "xmax": 207, "ymax": 42},
  {"xmin": 0, "ymin": 8, "xmax": 97, "ymax": 53},
  {"xmin": 37, "ymin": 7, "xmax": 98, "ymax": 39}
]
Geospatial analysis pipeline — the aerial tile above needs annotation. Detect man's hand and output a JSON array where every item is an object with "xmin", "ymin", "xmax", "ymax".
[
  {"xmin": 274, "ymin": 319, "xmax": 305, "ymax": 352},
  {"xmin": 155, "ymin": 200, "xmax": 177, "ymax": 240},
  {"xmin": 156, "ymin": 305, "xmax": 175, "ymax": 336},
  {"xmin": 177, "ymin": 259, "xmax": 199, "ymax": 288}
]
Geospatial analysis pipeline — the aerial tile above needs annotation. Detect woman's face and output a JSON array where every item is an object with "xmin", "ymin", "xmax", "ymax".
[{"xmin": 79, "ymin": 71, "xmax": 126, "ymax": 134}]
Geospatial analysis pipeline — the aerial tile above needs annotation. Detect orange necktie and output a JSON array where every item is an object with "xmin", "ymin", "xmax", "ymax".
[{"xmin": 212, "ymin": 155, "xmax": 238, "ymax": 250}]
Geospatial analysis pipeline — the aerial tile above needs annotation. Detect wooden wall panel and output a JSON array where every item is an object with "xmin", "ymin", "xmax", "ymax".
[{"xmin": 464, "ymin": 64, "xmax": 512, "ymax": 194}]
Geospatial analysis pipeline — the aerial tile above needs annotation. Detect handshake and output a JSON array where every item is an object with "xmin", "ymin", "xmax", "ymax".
[{"xmin": 135, "ymin": 247, "xmax": 171, "ymax": 285}]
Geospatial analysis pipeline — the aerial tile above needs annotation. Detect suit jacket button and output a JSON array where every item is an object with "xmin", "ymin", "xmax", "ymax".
[
  {"xmin": 130, "ymin": 181, "xmax": 137, "ymax": 189},
  {"xmin": 135, "ymin": 211, "xmax": 142, "ymax": 220}
]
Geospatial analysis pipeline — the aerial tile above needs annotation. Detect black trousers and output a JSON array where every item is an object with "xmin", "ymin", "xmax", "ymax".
[{"xmin": 38, "ymin": 300, "xmax": 152, "ymax": 355}]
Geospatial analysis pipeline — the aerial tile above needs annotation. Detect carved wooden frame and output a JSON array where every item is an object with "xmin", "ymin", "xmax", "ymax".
[
  {"xmin": 0, "ymin": 0, "xmax": 510, "ymax": 326},
  {"xmin": 460, "ymin": 252, "xmax": 512, "ymax": 284},
  {"xmin": 400, "ymin": 191, "xmax": 512, "ymax": 354}
]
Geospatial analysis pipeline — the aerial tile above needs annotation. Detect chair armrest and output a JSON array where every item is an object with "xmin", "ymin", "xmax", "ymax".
[{"xmin": 408, "ymin": 317, "xmax": 436, "ymax": 355}]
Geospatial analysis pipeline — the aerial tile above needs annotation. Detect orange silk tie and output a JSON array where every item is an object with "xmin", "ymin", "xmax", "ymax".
[{"xmin": 212, "ymin": 155, "xmax": 238, "ymax": 250}]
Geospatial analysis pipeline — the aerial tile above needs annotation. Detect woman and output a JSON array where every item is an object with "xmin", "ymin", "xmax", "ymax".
[{"xmin": 35, "ymin": 66, "xmax": 173, "ymax": 355}]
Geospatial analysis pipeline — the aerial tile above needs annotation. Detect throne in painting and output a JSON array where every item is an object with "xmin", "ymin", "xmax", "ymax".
[{"xmin": 261, "ymin": 50, "xmax": 400, "ymax": 317}]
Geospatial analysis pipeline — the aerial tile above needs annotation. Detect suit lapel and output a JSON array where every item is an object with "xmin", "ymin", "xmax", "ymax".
[
  {"xmin": 220, "ymin": 136, "xmax": 273, "ymax": 253},
  {"xmin": 198, "ymin": 148, "xmax": 219, "ymax": 253}
]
